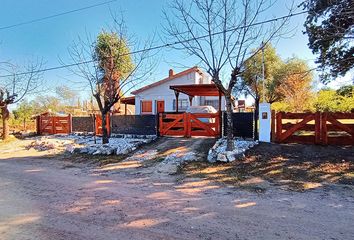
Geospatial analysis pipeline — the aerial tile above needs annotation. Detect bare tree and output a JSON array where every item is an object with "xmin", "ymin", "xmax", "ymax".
[
  {"xmin": 67, "ymin": 17, "xmax": 154, "ymax": 144},
  {"xmin": 0, "ymin": 61, "xmax": 42, "ymax": 140},
  {"xmin": 164, "ymin": 0, "xmax": 293, "ymax": 150}
]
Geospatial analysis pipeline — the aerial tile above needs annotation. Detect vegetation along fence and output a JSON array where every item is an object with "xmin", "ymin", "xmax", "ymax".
[{"xmin": 272, "ymin": 111, "xmax": 354, "ymax": 145}]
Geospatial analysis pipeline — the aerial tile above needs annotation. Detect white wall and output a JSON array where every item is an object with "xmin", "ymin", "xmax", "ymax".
[
  {"xmin": 135, "ymin": 72, "xmax": 195, "ymax": 114},
  {"xmin": 134, "ymin": 70, "xmax": 226, "ymax": 114}
]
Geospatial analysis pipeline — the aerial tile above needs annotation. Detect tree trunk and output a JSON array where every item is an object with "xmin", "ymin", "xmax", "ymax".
[
  {"xmin": 101, "ymin": 112, "xmax": 109, "ymax": 144},
  {"xmin": 1, "ymin": 105, "xmax": 10, "ymax": 140},
  {"xmin": 224, "ymin": 94, "xmax": 234, "ymax": 151},
  {"xmin": 254, "ymin": 97, "xmax": 260, "ymax": 140}
]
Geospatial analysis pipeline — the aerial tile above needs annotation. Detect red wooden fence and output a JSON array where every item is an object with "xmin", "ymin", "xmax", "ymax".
[
  {"xmin": 159, "ymin": 112, "xmax": 220, "ymax": 137},
  {"xmin": 36, "ymin": 113, "xmax": 72, "ymax": 135},
  {"xmin": 95, "ymin": 114, "xmax": 111, "ymax": 136},
  {"xmin": 273, "ymin": 111, "xmax": 354, "ymax": 145}
]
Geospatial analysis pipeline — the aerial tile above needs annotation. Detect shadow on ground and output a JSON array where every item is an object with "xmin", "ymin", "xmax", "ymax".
[{"xmin": 181, "ymin": 143, "xmax": 354, "ymax": 191}]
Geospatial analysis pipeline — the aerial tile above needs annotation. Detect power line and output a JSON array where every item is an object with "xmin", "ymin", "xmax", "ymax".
[
  {"xmin": 0, "ymin": 0, "xmax": 117, "ymax": 31},
  {"xmin": 0, "ymin": 10, "xmax": 308, "ymax": 78}
]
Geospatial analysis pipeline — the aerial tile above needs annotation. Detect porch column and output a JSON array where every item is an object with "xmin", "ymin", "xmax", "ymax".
[
  {"xmin": 174, "ymin": 90, "xmax": 180, "ymax": 112},
  {"xmin": 124, "ymin": 103, "xmax": 127, "ymax": 115},
  {"xmin": 189, "ymin": 95, "xmax": 194, "ymax": 106},
  {"xmin": 218, "ymin": 91, "xmax": 222, "ymax": 112}
]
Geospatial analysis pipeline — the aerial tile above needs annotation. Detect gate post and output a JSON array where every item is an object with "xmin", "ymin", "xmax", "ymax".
[
  {"xmin": 314, "ymin": 112, "xmax": 321, "ymax": 144},
  {"xmin": 36, "ymin": 115, "xmax": 41, "ymax": 135},
  {"xmin": 321, "ymin": 112, "xmax": 328, "ymax": 145},
  {"xmin": 52, "ymin": 116, "xmax": 56, "ymax": 134},
  {"xmin": 68, "ymin": 114, "xmax": 72, "ymax": 134},
  {"xmin": 271, "ymin": 110, "xmax": 276, "ymax": 142},
  {"xmin": 184, "ymin": 113, "xmax": 191, "ymax": 138},
  {"xmin": 275, "ymin": 112, "xmax": 283, "ymax": 142},
  {"xmin": 259, "ymin": 103, "xmax": 271, "ymax": 142},
  {"xmin": 157, "ymin": 112, "xmax": 161, "ymax": 137}
]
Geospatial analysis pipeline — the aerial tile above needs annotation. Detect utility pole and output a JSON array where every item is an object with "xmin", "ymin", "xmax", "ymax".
[
  {"xmin": 262, "ymin": 41, "xmax": 265, "ymax": 102},
  {"xmin": 261, "ymin": 41, "xmax": 266, "ymax": 103},
  {"xmin": 259, "ymin": 41, "xmax": 271, "ymax": 143}
]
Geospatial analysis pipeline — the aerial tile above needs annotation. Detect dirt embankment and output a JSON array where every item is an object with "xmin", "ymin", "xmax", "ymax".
[{"xmin": 181, "ymin": 143, "xmax": 354, "ymax": 191}]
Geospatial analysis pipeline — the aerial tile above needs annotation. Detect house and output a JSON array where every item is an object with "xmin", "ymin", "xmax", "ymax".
[{"xmin": 130, "ymin": 67, "xmax": 226, "ymax": 115}]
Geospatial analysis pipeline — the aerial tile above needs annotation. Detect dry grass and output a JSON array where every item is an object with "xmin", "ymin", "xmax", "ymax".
[{"xmin": 180, "ymin": 143, "xmax": 354, "ymax": 191}]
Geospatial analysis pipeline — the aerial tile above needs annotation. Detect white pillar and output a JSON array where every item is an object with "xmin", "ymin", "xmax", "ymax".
[{"xmin": 259, "ymin": 103, "xmax": 271, "ymax": 142}]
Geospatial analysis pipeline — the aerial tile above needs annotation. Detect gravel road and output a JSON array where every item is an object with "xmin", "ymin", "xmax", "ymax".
[{"xmin": 1, "ymin": 148, "xmax": 354, "ymax": 240}]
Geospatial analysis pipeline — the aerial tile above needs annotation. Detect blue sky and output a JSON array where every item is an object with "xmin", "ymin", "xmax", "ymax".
[{"xmin": 0, "ymin": 0, "xmax": 351, "ymax": 103}]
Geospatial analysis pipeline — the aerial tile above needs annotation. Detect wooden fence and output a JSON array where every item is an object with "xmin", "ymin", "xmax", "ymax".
[
  {"xmin": 95, "ymin": 114, "xmax": 111, "ymax": 136},
  {"xmin": 159, "ymin": 112, "xmax": 220, "ymax": 137},
  {"xmin": 272, "ymin": 111, "xmax": 354, "ymax": 145},
  {"xmin": 36, "ymin": 114, "xmax": 72, "ymax": 135}
]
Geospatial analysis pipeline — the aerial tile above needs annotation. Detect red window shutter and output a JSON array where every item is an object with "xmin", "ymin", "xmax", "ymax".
[{"xmin": 141, "ymin": 101, "xmax": 152, "ymax": 113}]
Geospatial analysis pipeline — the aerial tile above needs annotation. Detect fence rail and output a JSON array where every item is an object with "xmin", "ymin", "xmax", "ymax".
[
  {"xmin": 159, "ymin": 112, "xmax": 220, "ymax": 137},
  {"xmin": 273, "ymin": 111, "xmax": 354, "ymax": 145},
  {"xmin": 36, "ymin": 114, "xmax": 72, "ymax": 135}
]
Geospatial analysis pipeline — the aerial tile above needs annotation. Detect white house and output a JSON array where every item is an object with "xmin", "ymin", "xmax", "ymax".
[{"xmin": 131, "ymin": 67, "xmax": 226, "ymax": 115}]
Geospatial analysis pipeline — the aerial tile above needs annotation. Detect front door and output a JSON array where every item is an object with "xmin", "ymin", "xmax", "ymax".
[{"xmin": 156, "ymin": 100, "xmax": 165, "ymax": 113}]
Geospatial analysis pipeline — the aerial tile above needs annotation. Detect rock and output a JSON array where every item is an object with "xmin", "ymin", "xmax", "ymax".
[
  {"xmin": 217, "ymin": 153, "xmax": 228, "ymax": 162},
  {"xmin": 225, "ymin": 151, "xmax": 236, "ymax": 162},
  {"xmin": 65, "ymin": 144, "xmax": 74, "ymax": 153},
  {"xmin": 207, "ymin": 138, "xmax": 258, "ymax": 163}
]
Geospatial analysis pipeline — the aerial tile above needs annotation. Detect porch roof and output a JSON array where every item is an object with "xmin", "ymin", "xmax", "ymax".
[
  {"xmin": 169, "ymin": 84, "xmax": 224, "ymax": 97},
  {"xmin": 121, "ymin": 96, "xmax": 135, "ymax": 105}
]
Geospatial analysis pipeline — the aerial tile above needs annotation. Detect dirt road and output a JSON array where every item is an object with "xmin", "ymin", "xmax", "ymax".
[{"xmin": 1, "ymin": 144, "xmax": 354, "ymax": 239}]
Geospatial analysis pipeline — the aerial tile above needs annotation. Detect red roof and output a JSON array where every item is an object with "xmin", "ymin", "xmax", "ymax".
[
  {"xmin": 170, "ymin": 84, "xmax": 224, "ymax": 97},
  {"xmin": 121, "ymin": 96, "xmax": 135, "ymax": 105},
  {"xmin": 131, "ymin": 66, "xmax": 204, "ymax": 95}
]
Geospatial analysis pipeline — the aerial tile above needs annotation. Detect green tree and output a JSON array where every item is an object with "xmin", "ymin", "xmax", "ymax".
[
  {"xmin": 336, "ymin": 85, "xmax": 354, "ymax": 97},
  {"xmin": 0, "ymin": 61, "xmax": 42, "ymax": 140},
  {"xmin": 302, "ymin": 0, "xmax": 354, "ymax": 81},
  {"xmin": 240, "ymin": 44, "xmax": 284, "ymax": 139},
  {"xmin": 68, "ymin": 18, "xmax": 152, "ymax": 144},
  {"xmin": 30, "ymin": 95, "xmax": 63, "ymax": 114},
  {"xmin": 314, "ymin": 87, "xmax": 354, "ymax": 112},
  {"xmin": 95, "ymin": 32, "xmax": 134, "ymax": 80},
  {"xmin": 12, "ymin": 101, "xmax": 34, "ymax": 130},
  {"xmin": 91, "ymin": 31, "xmax": 134, "ymax": 143}
]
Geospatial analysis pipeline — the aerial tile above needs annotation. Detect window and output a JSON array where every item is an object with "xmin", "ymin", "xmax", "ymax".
[
  {"xmin": 141, "ymin": 100, "xmax": 152, "ymax": 114},
  {"xmin": 172, "ymin": 99, "xmax": 189, "ymax": 111},
  {"xmin": 205, "ymin": 99, "xmax": 219, "ymax": 110}
]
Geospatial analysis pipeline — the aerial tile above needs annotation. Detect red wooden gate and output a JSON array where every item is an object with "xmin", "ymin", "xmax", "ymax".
[
  {"xmin": 36, "ymin": 113, "xmax": 72, "ymax": 135},
  {"xmin": 95, "ymin": 114, "xmax": 111, "ymax": 136},
  {"xmin": 322, "ymin": 112, "xmax": 354, "ymax": 145},
  {"xmin": 273, "ymin": 111, "xmax": 354, "ymax": 145},
  {"xmin": 159, "ymin": 112, "xmax": 220, "ymax": 137}
]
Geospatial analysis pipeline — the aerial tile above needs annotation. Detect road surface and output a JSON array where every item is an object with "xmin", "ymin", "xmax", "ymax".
[{"xmin": 0, "ymin": 146, "xmax": 354, "ymax": 240}]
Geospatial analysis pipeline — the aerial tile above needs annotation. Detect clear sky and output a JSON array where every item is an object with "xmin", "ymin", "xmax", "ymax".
[{"xmin": 0, "ymin": 0, "xmax": 351, "ymax": 104}]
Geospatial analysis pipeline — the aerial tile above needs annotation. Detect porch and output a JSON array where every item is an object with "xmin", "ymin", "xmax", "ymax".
[{"xmin": 159, "ymin": 84, "xmax": 223, "ymax": 138}]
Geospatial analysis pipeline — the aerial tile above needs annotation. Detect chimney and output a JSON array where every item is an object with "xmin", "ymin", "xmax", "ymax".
[{"xmin": 169, "ymin": 69, "xmax": 174, "ymax": 78}]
